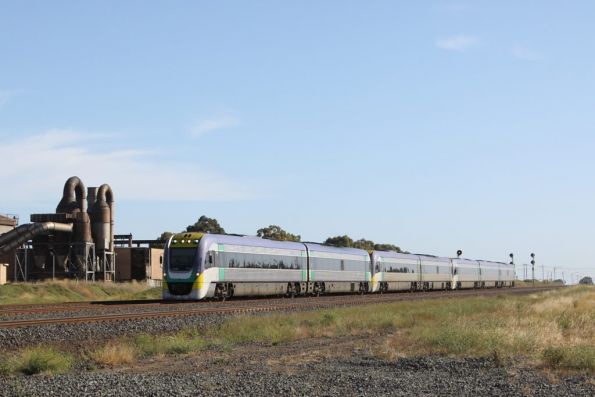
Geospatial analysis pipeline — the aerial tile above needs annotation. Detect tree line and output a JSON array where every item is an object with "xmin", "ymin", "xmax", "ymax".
[{"xmin": 158, "ymin": 215, "xmax": 404, "ymax": 253}]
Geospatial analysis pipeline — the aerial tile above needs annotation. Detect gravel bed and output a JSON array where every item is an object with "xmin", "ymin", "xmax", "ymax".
[
  {"xmin": 0, "ymin": 302, "xmax": 229, "ymax": 322},
  {"xmin": 0, "ymin": 313, "xmax": 229, "ymax": 349},
  {"xmin": 0, "ymin": 303, "xmax": 346, "ymax": 349},
  {"xmin": 0, "ymin": 287, "xmax": 559, "ymax": 351},
  {"xmin": 1, "ymin": 356, "xmax": 592, "ymax": 396}
]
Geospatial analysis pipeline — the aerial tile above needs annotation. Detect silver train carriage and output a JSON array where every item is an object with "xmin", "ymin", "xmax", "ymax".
[
  {"xmin": 370, "ymin": 251, "xmax": 453, "ymax": 293},
  {"xmin": 163, "ymin": 232, "xmax": 371, "ymax": 300},
  {"xmin": 163, "ymin": 232, "xmax": 514, "ymax": 300}
]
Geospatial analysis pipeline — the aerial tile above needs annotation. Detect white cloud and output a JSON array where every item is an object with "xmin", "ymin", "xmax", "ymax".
[
  {"xmin": 0, "ymin": 130, "xmax": 253, "ymax": 204},
  {"xmin": 191, "ymin": 115, "xmax": 238, "ymax": 137},
  {"xmin": 511, "ymin": 45, "xmax": 542, "ymax": 61},
  {"xmin": 436, "ymin": 35, "xmax": 479, "ymax": 52}
]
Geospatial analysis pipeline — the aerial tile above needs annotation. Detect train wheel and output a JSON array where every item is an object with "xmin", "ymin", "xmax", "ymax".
[
  {"xmin": 215, "ymin": 283, "xmax": 225, "ymax": 301},
  {"xmin": 313, "ymin": 282, "xmax": 321, "ymax": 297},
  {"xmin": 286, "ymin": 283, "xmax": 295, "ymax": 298}
]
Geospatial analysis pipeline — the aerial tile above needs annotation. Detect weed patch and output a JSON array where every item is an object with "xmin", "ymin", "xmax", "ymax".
[
  {"xmin": 0, "ymin": 280, "xmax": 160, "ymax": 305},
  {"xmin": 542, "ymin": 346, "xmax": 595, "ymax": 371},
  {"xmin": 15, "ymin": 347, "xmax": 72, "ymax": 375},
  {"xmin": 91, "ymin": 343, "xmax": 137, "ymax": 366}
]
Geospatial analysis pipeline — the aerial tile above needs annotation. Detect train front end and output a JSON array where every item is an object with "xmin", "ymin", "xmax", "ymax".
[{"xmin": 163, "ymin": 232, "xmax": 206, "ymax": 300}]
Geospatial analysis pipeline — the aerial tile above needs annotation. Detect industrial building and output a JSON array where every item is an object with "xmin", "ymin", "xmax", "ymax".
[{"xmin": 0, "ymin": 178, "xmax": 163, "ymax": 286}]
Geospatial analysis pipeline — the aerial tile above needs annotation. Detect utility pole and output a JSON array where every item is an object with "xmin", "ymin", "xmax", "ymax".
[
  {"xmin": 531, "ymin": 253, "xmax": 535, "ymax": 286},
  {"xmin": 542, "ymin": 265, "xmax": 545, "ymax": 283},
  {"xmin": 562, "ymin": 271, "xmax": 565, "ymax": 284},
  {"xmin": 553, "ymin": 267, "xmax": 556, "ymax": 282}
]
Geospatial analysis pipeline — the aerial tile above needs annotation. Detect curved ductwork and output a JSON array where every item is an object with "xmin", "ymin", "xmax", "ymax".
[
  {"xmin": 56, "ymin": 176, "xmax": 87, "ymax": 214},
  {"xmin": 91, "ymin": 184, "xmax": 114, "ymax": 252},
  {"xmin": 0, "ymin": 222, "xmax": 73, "ymax": 255}
]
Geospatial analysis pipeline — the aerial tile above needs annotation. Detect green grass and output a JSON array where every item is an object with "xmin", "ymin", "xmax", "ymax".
[
  {"xmin": 13, "ymin": 347, "xmax": 73, "ymax": 375},
  {"xmin": 0, "ymin": 353, "xmax": 11, "ymax": 376},
  {"xmin": 133, "ymin": 332, "xmax": 206, "ymax": 357},
  {"xmin": 542, "ymin": 346, "xmax": 595, "ymax": 371},
  {"xmin": 0, "ymin": 279, "xmax": 161, "ymax": 305}
]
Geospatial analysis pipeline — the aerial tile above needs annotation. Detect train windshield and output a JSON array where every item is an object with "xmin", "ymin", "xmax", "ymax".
[{"xmin": 169, "ymin": 248, "xmax": 196, "ymax": 272}]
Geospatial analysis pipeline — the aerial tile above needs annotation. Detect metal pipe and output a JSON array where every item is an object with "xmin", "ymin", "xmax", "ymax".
[
  {"xmin": 92, "ymin": 184, "xmax": 114, "ymax": 252},
  {"xmin": 56, "ymin": 176, "xmax": 87, "ymax": 214},
  {"xmin": 0, "ymin": 222, "xmax": 74, "ymax": 255}
]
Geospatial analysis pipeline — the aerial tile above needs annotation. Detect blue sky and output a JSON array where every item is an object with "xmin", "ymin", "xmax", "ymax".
[{"xmin": 1, "ymin": 1, "xmax": 593, "ymax": 282}]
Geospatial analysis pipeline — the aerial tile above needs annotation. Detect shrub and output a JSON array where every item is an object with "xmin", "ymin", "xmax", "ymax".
[
  {"xmin": 0, "ymin": 354, "xmax": 12, "ymax": 375},
  {"xmin": 542, "ymin": 346, "xmax": 595, "ymax": 372},
  {"xmin": 15, "ymin": 347, "xmax": 72, "ymax": 375}
]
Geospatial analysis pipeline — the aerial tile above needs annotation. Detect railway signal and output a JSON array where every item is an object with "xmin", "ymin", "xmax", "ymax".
[{"xmin": 531, "ymin": 253, "xmax": 535, "ymax": 286}]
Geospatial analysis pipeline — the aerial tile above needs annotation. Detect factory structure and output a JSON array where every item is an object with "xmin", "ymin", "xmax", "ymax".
[{"xmin": 0, "ymin": 177, "xmax": 163, "ymax": 285}]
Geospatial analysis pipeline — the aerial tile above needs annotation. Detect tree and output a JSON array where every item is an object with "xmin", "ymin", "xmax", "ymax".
[
  {"xmin": 373, "ymin": 243, "xmax": 402, "ymax": 253},
  {"xmin": 256, "ymin": 225, "xmax": 301, "ymax": 242},
  {"xmin": 353, "ymin": 238, "xmax": 374, "ymax": 251},
  {"xmin": 579, "ymin": 276, "xmax": 593, "ymax": 285},
  {"xmin": 157, "ymin": 231, "xmax": 175, "ymax": 242},
  {"xmin": 186, "ymin": 215, "xmax": 225, "ymax": 234},
  {"xmin": 324, "ymin": 235, "xmax": 354, "ymax": 247}
]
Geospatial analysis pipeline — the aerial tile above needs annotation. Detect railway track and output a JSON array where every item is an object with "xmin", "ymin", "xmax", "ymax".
[{"xmin": 0, "ymin": 286, "xmax": 560, "ymax": 329}]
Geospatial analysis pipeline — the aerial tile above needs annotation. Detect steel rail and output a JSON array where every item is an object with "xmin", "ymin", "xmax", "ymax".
[
  {"xmin": 0, "ymin": 285, "xmax": 559, "ymax": 316},
  {"xmin": 0, "ymin": 286, "xmax": 560, "ymax": 329}
]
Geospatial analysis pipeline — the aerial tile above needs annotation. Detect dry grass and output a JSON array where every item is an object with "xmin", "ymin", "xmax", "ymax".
[
  {"xmin": 6, "ymin": 285, "xmax": 594, "ymax": 376},
  {"xmin": 515, "ymin": 280, "xmax": 564, "ymax": 288},
  {"xmin": 206, "ymin": 286, "xmax": 594, "ymax": 373},
  {"xmin": 90, "ymin": 342, "xmax": 137, "ymax": 366},
  {"xmin": 0, "ymin": 279, "xmax": 160, "ymax": 305}
]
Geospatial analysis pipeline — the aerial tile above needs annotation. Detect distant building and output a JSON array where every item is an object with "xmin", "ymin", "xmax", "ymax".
[
  {"xmin": 0, "ymin": 214, "xmax": 17, "ymax": 235},
  {"xmin": 0, "ymin": 214, "xmax": 17, "ymax": 284}
]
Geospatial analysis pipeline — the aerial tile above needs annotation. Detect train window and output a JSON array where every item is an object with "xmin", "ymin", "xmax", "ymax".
[
  {"xmin": 217, "ymin": 250, "xmax": 304, "ymax": 270},
  {"xmin": 169, "ymin": 248, "xmax": 196, "ymax": 272},
  {"xmin": 340, "ymin": 260, "xmax": 345, "ymax": 271}
]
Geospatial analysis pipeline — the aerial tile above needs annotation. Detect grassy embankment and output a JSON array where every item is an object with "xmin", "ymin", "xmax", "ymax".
[
  {"xmin": 515, "ymin": 280, "xmax": 565, "ymax": 288},
  {"xmin": 1, "ymin": 286, "xmax": 593, "ymax": 376},
  {"xmin": 0, "ymin": 280, "xmax": 161, "ymax": 305}
]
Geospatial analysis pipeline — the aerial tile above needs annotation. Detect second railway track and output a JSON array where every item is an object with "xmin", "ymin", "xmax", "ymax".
[{"xmin": 0, "ymin": 286, "xmax": 559, "ymax": 329}]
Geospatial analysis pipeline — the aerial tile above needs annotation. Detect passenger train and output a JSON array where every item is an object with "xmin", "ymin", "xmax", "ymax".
[{"xmin": 163, "ymin": 232, "xmax": 515, "ymax": 300}]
